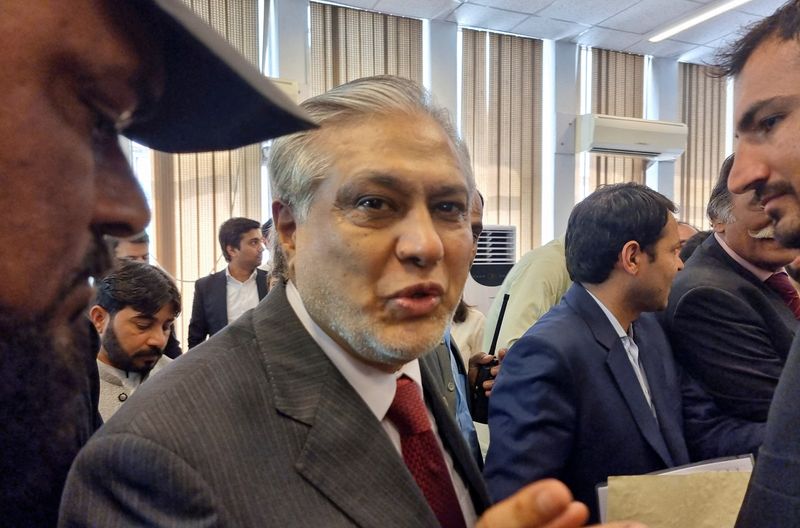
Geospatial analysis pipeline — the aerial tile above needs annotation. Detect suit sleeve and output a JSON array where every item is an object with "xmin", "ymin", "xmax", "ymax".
[
  {"xmin": 681, "ymin": 367, "xmax": 765, "ymax": 461},
  {"xmin": 736, "ymin": 338, "xmax": 800, "ymax": 527},
  {"xmin": 483, "ymin": 336, "xmax": 576, "ymax": 502},
  {"xmin": 668, "ymin": 286, "xmax": 782, "ymax": 420},
  {"xmin": 59, "ymin": 433, "xmax": 225, "ymax": 527},
  {"xmin": 187, "ymin": 279, "xmax": 208, "ymax": 350}
]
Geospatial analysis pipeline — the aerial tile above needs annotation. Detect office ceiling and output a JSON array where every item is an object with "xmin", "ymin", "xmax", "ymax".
[{"xmin": 330, "ymin": 0, "xmax": 786, "ymax": 64}]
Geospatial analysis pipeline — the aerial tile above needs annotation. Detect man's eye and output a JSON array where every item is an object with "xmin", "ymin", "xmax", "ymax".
[
  {"xmin": 92, "ymin": 113, "xmax": 118, "ymax": 143},
  {"xmin": 435, "ymin": 201, "xmax": 466, "ymax": 216},
  {"xmin": 758, "ymin": 114, "xmax": 783, "ymax": 133},
  {"xmin": 356, "ymin": 197, "xmax": 387, "ymax": 210}
]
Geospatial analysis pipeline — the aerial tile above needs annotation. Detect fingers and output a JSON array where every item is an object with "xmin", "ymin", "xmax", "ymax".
[
  {"xmin": 497, "ymin": 347, "xmax": 508, "ymax": 362},
  {"xmin": 476, "ymin": 479, "xmax": 587, "ymax": 528}
]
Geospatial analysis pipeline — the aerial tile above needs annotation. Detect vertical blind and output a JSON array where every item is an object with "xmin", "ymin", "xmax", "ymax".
[
  {"xmin": 588, "ymin": 48, "xmax": 645, "ymax": 193},
  {"xmin": 153, "ymin": 0, "xmax": 262, "ymax": 344},
  {"xmin": 676, "ymin": 63, "xmax": 728, "ymax": 229},
  {"xmin": 461, "ymin": 29, "xmax": 543, "ymax": 255},
  {"xmin": 309, "ymin": 2, "xmax": 423, "ymax": 98}
]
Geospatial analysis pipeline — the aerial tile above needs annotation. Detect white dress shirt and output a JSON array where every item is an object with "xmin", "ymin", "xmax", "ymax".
[
  {"xmin": 586, "ymin": 289, "xmax": 656, "ymax": 416},
  {"xmin": 285, "ymin": 281, "xmax": 477, "ymax": 525},
  {"xmin": 226, "ymin": 267, "xmax": 260, "ymax": 324}
]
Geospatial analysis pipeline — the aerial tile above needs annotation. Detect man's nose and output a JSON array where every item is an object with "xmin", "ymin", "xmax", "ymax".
[
  {"xmin": 729, "ymin": 143, "xmax": 769, "ymax": 195},
  {"xmin": 91, "ymin": 138, "xmax": 150, "ymax": 238},
  {"xmin": 395, "ymin": 208, "xmax": 445, "ymax": 267},
  {"xmin": 147, "ymin": 328, "xmax": 170, "ymax": 351}
]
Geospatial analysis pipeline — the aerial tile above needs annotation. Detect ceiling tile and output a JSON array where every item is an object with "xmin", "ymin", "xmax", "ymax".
[
  {"xmin": 465, "ymin": 0, "xmax": 555, "ymax": 15},
  {"xmin": 373, "ymin": 0, "xmax": 461, "ymax": 19},
  {"xmin": 536, "ymin": 0, "xmax": 640, "ymax": 25},
  {"xmin": 332, "ymin": 0, "xmax": 381, "ymax": 10},
  {"xmin": 624, "ymin": 38, "xmax": 698, "ymax": 58},
  {"xmin": 737, "ymin": 0, "xmax": 786, "ymax": 17},
  {"xmin": 600, "ymin": 0, "xmax": 701, "ymax": 34},
  {"xmin": 447, "ymin": 3, "xmax": 531, "ymax": 31},
  {"xmin": 511, "ymin": 16, "xmax": 588, "ymax": 40},
  {"xmin": 665, "ymin": 10, "xmax": 761, "ymax": 45},
  {"xmin": 678, "ymin": 45, "xmax": 718, "ymax": 65},
  {"xmin": 572, "ymin": 26, "xmax": 642, "ymax": 50}
]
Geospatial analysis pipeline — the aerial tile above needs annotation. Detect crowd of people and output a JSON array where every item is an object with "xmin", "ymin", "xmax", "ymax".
[{"xmin": 3, "ymin": 0, "xmax": 800, "ymax": 526}]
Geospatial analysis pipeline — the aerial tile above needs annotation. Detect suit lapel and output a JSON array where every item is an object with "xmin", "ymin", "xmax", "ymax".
[
  {"xmin": 256, "ymin": 269, "xmax": 268, "ymax": 300},
  {"xmin": 567, "ymin": 285, "xmax": 674, "ymax": 467},
  {"xmin": 252, "ymin": 284, "xmax": 441, "ymax": 527},
  {"xmin": 210, "ymin": 270, "xmax": 228, "ymax": 328}
]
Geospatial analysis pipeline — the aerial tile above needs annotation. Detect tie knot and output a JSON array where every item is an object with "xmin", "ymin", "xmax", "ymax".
[
  {"xmin": 767, "ymin": 272, "xmax": 794, "ymax": 293},
  {"xmin": 387, "ymin": 376, "xmax": 431, "ymax": 436}
]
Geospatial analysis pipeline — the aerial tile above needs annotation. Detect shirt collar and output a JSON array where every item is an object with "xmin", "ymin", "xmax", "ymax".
[
  {"xmin": 284, "ymin": 281, "xmax": 422, "ymax": 422},
  {"xmin": 585, "ymin": 288, "xmax": 630, "ymax": 339},
  {"xmin": 714, "ymin": 232, "xmax": 775, "ymax": 281},
  {"xmin": 226, "ymin": 266, "xmax": 257, "ymax": 285}
]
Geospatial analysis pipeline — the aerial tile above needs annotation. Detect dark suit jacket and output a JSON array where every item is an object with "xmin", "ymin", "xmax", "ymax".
[
  {"xmin": 663, "ymin": 235, "xmax": 797, "ymax": 421},
  {"xmin": 187, "ymin": 268, "xmax": 267, "ymax": 349},
  {"xmin": 484, "ymin": 283, "xmax": 763, "ymax": 523},
  {"xmin": 59, "ymin": 283, "xmax": 490, "ymax": 527},
  {"xmin": 736, "ymin": 332, "xmax": 800, "ymax": 527}
]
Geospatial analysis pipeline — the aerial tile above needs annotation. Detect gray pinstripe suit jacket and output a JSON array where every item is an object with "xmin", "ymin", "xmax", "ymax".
[{"xmin": 59, "ymin": 282, "xmax": 490, "ymax": 527}]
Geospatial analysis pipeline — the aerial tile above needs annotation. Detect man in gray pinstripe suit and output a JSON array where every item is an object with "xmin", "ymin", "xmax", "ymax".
[{"xmin": 60, "ymin": 75, "xmax": 634, "ymax": 528}]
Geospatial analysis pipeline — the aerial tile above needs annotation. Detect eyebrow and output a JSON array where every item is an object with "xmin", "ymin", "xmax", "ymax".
[
  {"xmin": 336, "ymin": 172, "xmax": 469, "ymax": 200},
  {"xmin": 736, "ymin": 95, "xmax": 797, "ymax": 133}
]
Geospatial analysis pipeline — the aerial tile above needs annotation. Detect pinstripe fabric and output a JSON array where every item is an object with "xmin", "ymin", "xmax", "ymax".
[{"xmin": 59, "ymin": 282, "xmax": 489, "ymax": 527}]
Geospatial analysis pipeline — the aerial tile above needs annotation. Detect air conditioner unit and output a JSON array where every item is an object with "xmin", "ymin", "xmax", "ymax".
[
  {"xmin": 462, "ymin": 225, "xmax": 516, "ymax": 315},
  {"xmin": 575, "ymin": 113, "xmax": 687, "ymax": 161}
]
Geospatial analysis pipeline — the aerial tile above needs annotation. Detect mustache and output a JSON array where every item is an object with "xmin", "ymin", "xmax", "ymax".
[
  {"xmin": 749, "ymin": 225, "xmax": 776, "ymax": 239},
  {"xmin": 133, "ymin": 346, "xmax": 164, "ymax": 358}
]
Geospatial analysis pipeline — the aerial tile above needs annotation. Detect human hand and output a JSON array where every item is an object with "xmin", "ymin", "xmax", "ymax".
[
  {"xmin": 469, "ymin": 348, "xmax": 508, "ymax": 396},
  {"xmin": 476, "ymin": 479, "xmax": 646, "ymax": 528}
]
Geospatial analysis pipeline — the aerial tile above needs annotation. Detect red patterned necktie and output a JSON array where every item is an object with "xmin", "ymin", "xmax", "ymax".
[
  {"xmin": 766, "ymin": 272, "xmax": 800, "ymax": 320},
  {"xmin": 387, "ymin": 376, "xmax": 467, "ymax": 528}
]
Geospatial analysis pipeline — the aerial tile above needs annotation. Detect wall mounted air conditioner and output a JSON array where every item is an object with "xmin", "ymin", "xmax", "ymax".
[
  {"xmin": 463, "ymin": 225, "xmax": 516, "ymax": 316},
  {"xmin": 575, "ymin": 113, "xmax": 688, "ymax": 161}
]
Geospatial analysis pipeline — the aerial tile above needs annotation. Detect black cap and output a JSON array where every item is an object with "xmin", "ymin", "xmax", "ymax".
[{"xmin": 122, "ymin": 0, "xmax": 315, "ymax": 153}]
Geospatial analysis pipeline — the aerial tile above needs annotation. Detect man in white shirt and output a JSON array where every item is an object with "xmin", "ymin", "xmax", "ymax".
[
  {"xmin": 89, "ymin": 261, "xmax": 180, "ymax": 421},
  {"xmin": 187, "ymin": 217, "xmax": 268, "ymax": 348},
  {"xmin": 62, "ymin": 76, "xmax": 634, "ymax": 528},
  {"xmin": 485, "ymin": 183, "xmax": 764, "ymax": 523}
]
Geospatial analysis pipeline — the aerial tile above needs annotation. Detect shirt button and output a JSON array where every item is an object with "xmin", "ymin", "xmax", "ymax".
[
  {"xmin": 118, "ymin": 393, "xmax": 128, "ymax": 402},
  {"xmin": 447, "ymin": 381, "xmax": 455, "ymax": 392}
]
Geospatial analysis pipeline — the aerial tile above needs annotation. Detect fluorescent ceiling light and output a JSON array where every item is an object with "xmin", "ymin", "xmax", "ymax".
[{"xmin": 648, "ymin": 0, "xmax": 754, "ymax": 42}]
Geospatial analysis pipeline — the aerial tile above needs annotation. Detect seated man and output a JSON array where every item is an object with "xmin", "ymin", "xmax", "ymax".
[
  {"xmin": 187, "ymin": 217, "xmax": 268, "ymax": 348},
  {"xmin": 485, "ymin": 183, "xmax": 764, "ymax": 523},
  {"xmin": 89, "ymin": 261, "xmax": 180, "ymax": 421},
  {"xmin": 664, "ymin": 155, "xmax": 799, "ymax": 421},
  {"xmin": 61, "ymin": 75, "xmax": 630, "ymax": 528}
]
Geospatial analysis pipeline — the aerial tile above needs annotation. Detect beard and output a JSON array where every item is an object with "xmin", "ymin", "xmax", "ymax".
[
  {"xmin": 298, "ymin": 278, "xmax": 452, "ymax": 371},
  {"xmin": 0, "ymin": 235, "xmax": 109, "ymax": 525},
  {"xmin": 101, "ymin": 321, "xmax": 162, "ymax": 375}
]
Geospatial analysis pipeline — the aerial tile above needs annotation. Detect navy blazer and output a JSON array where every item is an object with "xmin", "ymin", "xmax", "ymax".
[
  {"xmin": 187, "ymin": 268, "xmax": 268, "ymax": 349},
  {"xmin": 664, "ymin": 234, "xmax": 797, "ymax": 421},
  {"xmin": 485, "ymin": 283, "xmax": 763, "ymax": 523}
]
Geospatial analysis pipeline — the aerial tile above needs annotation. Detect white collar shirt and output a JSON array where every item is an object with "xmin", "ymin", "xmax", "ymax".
[
  {"xmin": 226, "ymin": 267, "xmax": 260, "ymax": 324},
  {"xmin": 285, "ymin": 281, "xmax": 477, "ymax": 525}
]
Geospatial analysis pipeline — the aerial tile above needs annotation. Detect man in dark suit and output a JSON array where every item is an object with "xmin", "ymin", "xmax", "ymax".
[
  {"xmin": 723, "ymin": 1, "xmax": 800, "ymax": 524},
  {"xmin": 61, "ymin": 76, "xmax": 628, "ymax": 528},
  {"xmin": 664, "ymin": 155, "xmax": 799, "ymax": 422},
  {"xmin": 484, "ymin": 183, "xmax": 764, "ymax": 523},
  {"xmin": 187, "ymin": 217, "xmax": 268, "ymax": 349}
]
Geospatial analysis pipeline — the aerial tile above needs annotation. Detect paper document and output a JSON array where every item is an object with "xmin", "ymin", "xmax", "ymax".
[{"xmin": 597, "ymin": 455, "xmax": 753, "ymax": 523}]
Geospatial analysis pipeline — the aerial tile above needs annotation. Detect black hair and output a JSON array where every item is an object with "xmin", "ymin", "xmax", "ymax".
[
  {"xmin": 707, "ymin": 154, "xmax": 736, "ymax": 224},
  {"xmin": 716, "ymin": 0, "xmax": 800, "ymax": 77},
  {"xmin": 218, "ymin": 217, "xmax": 261, "ymax": 262},
  {"xmin": 95, "ymin": 261, "xmax": 181, "ymax": 317},
  {"xmin": 104, "ymin": 232, "xmax": 149, "ymax": 252},
  {"xmin": 566, "ymin": 182, "xmax": 676, "ymax": 284},
  {"xmin": 261, "ymin": 218, "xmax": 273, "ymax": 238},
  {"xmin": 679, "ymin": 230, "xmax": 712, "ymax": 263}
]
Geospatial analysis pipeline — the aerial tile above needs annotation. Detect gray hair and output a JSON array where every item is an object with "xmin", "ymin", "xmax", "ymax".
[
  {"xmin": 268, "ymin": 75, "xmax": 474, "ymax": 222},
  {"xmin": 707, "ymin": 154, "xmax": 736, "ymax": 225}
]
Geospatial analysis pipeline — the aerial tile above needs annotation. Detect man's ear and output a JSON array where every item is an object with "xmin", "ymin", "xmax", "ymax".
[
  {"xmin": 89, "ymin": 305, "xmax": 109, "ymax": 334},
  {"xmin": 619, "ymin": 240, "xmax": 641, "ymax": 275},
  {"xmin": 273, "ymin": 200, "xmax": 298, "ymax": 273},
  {"xmin": 712, "ymin": 220, "xmax": 725, "ymax": 234}
]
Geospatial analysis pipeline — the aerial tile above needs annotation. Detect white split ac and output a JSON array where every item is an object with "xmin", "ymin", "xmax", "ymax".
[{"xmin": 575, "ymin": 113, "xmax": 688, "ymax": 161}]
